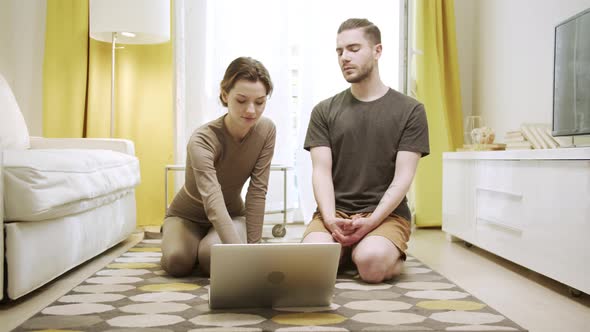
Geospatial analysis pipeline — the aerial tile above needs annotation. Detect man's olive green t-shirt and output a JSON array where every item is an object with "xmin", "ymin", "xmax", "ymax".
[
  {"xmin": 304, "ymin": 88, "xmax": 429, "ymax": 221},
  {"xmin": 167, "ymin": 115, "xmax": 276, "ymax": 244}
]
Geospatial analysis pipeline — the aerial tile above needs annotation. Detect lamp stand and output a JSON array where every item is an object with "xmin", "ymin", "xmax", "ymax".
[{"xmin": 110, "ymin": 32, "xmax": 117, "ymax": 138}]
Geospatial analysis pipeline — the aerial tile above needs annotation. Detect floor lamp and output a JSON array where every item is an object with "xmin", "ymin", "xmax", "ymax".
[{"xmin": 89, "ymin": 0, "xmax": 170, "ymax": 138}]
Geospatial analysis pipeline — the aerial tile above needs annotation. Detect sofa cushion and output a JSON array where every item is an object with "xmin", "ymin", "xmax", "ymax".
[
  {"xmin": 0, "ymin": 74, "xmax": 30, "ymax": 150},
  {"xmin": 3, "ymin": 149, "xmax": 140, "ymax": 221}
]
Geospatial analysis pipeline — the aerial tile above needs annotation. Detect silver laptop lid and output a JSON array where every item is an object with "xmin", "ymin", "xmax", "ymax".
[{"xmin": 209, "ymin": 243, "xmax": 341, "ymax": 309}]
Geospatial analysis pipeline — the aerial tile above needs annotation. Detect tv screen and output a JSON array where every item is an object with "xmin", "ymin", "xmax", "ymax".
[{"xmin": 552, "ymin": 8, "xmax": 590, "ymax": 137}]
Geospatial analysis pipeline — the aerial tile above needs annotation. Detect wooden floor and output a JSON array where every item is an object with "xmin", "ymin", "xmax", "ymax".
[
  {"xmin": 0, "ymin": 226, "xmax": 589, "ymax": 332},
  {"xmin": 408, "ymin": 229, "xmax": 590, "ymax": 332}
]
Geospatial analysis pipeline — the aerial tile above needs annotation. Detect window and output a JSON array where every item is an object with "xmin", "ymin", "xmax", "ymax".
[{"xmin": 178, "ymin": 0, "xmax": 404, "ymax": 222}]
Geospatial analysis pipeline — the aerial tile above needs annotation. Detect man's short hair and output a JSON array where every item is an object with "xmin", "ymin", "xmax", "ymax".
[{"xmin": 337, "ymin": 18, "xmax": 381, "ymax": 45}]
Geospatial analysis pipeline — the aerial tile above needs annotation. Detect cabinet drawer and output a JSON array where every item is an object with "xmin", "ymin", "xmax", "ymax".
[
  {"xmin": 475, "ymin": 186, "xmax": 524, "ymax": 233},
  {"xmin": 474, "ymin": 185, "xmax": 525, "ymax": 259},
  {"xmin": 473, "ymin": 160, "xmax": 528, "ymax": 233},
  {"xmin": 474, "ymin": 160, "xmax": 525, "ymax": 195},
  {"xmin": 473, "ymin": 161, "xmax": 527, "ymax": 259}
]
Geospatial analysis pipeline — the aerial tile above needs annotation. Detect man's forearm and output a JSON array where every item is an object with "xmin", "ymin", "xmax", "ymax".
[
  {"xmin": 368, "ymin": 151, "xmax": 420, "ymax": 226},
  {"xmin": 369, "ymin": 182, "xmax": 410, "ymax": 226},
  {"xmin": 312, "ymin": 168, "xmax": 337, "ymax": 222}
]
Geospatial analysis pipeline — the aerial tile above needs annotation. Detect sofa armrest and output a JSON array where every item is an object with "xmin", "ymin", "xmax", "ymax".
[{"xmin": 29, "ymin": 137, "xmax": 135, "ymax": 155}]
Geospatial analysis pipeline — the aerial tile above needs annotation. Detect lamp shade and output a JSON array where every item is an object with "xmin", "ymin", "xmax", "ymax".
[{"xmin": 89, "ymin": 0, "xmax": 170, "ymax": 44}]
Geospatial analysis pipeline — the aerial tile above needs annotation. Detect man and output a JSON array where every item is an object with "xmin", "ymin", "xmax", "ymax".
[{"xmin": 302, "ymin": 18, "xmax": 429, "ymax": 284}]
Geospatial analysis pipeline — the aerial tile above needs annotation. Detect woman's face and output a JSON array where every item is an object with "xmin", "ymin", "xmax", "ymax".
[{"xmin": 222, "ymin": 79, "xmax": 268, "ymax": 131}]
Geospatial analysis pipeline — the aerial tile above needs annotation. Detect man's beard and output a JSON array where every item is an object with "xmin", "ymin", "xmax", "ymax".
[{"xmin": 343, "ymin": 63, "xmax": 373, "ymax": 83}]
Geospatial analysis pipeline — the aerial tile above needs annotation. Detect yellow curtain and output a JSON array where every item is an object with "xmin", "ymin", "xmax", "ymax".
[
  {"xmin": 43, "ymin": 0, "xmax": 88, "ymax": 137},
  {"xmin": 43, "ymin": 1, "xmax": 174, "ymax": 227},
  {"xmin": 413, "ymin": 0, "xmax": 463, "ymax": 227}
]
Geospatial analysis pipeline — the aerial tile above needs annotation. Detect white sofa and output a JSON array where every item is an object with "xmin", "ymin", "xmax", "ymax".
[{"xmin": 0, "ymin": 73, "xmax": 141, "ymax": 300}]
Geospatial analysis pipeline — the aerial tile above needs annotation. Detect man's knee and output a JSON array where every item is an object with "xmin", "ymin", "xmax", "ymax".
[
  {"xmin": 353, "ymin": 245, "xmax": 400, "ymax": 283},
  {"xmin": 161, "ymin": 250, "xmax": 196, "ymax": 277},
  {"xmin": 353, "ymin": 253, "xmax": 388, "ymax": 283}
]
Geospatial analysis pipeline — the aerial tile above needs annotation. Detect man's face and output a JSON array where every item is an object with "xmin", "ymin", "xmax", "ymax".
[{"xmin": 336, "ymin": 28, "xmax": 381, "ymax": 83}]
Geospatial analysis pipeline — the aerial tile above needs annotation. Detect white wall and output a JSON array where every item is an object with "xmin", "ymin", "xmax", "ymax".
[
  {"xmin": 455, "ymin": 0, "xmax": 590, "ymax": 140},
  {"xmin": 0, "ymin": 0, "xmax": 46, "ymax": 136},
  {"xmin": 0, "ymin": 0, "xmax": 13, "ymax": 99}
]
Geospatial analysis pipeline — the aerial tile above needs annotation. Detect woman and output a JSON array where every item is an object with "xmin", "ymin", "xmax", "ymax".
[{"xmin": 161, "ymin": 57, "xmax": 275, "ymax": 277}]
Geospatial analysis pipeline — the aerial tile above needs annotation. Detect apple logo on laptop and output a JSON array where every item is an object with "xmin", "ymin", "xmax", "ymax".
[{"xmin": 267, "ymin": 271, "xmax": 285, "ymax": 284}]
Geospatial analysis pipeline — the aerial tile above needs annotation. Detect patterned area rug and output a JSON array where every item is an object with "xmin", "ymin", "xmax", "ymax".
[{"xmin": 15, "ymin": 234, "xmax": 527, "ymax": 331}]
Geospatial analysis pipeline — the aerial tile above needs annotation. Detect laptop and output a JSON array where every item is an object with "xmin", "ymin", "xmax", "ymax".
[{"xmin": 209, "ymin": 242, "xmax": 341, "ymax": 309}]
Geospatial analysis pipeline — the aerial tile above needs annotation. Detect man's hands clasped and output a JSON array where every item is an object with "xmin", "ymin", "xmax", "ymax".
[{"xmin": 325, "ymin": 214, "xmax": 376, "ymax": 247}]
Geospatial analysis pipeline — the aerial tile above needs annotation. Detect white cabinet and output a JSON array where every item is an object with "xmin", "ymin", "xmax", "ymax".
[
  {"xmin": 442, "ymin": 159, "xmax": 476, "ymax": 242},
  {"xmin": 443, "ymin": 148, "xmax": 590, "ymax": 295}
]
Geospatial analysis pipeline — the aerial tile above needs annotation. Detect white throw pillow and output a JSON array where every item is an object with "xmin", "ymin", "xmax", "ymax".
[{"xmin": 0, "ymin": 73, "xmax": 30, "ymax": 150}]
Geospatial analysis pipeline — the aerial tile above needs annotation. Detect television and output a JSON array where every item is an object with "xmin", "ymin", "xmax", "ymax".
[{"xmin": 552, "ymin": 7, "xmax": 590, "ymax": 137}]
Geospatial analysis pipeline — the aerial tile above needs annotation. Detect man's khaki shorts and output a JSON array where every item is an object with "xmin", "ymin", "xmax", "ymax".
[{"xmin": 303, "ymin": 210, "xmax": 412, "ymax": 260}]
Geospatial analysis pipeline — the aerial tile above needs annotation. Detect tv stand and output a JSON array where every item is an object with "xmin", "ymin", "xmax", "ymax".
[{"xmin": 442, "ymin": 147, "xmax": 590, "ymax": 295}]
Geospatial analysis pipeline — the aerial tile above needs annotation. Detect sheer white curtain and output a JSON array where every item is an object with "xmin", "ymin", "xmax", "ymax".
[{"xmin": 175, "ymin": 0, "xmax": 403, "ymax": 223}]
